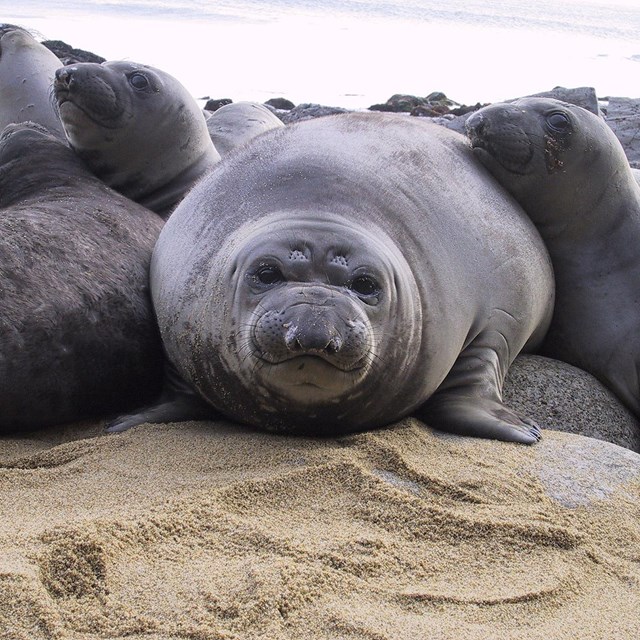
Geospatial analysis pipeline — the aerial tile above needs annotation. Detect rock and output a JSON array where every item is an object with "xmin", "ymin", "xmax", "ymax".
[
  {"xmin": 42, "ymin": 40, "xmax": 105, "ymax": 65},
  {"xmin": 603, "ymin": 97, "xmax": 640, "ymax": 169},
  {"xmin": 369, "ymin": 94, "xmax": 428, "ymax": 113},
  {"xmin": 264, "ymin": 97, "xmax": 295, "ymax": 110},
  {"xmin": 203, "ymin": 98, "xmax": 233, "ymax": 112},
  {"xmin": 277, "ymin": 103, "xmax": 349, "ymax": 124},
  {"xmin": 503, "ymin": 354, "xmax": 640, "ymax": 452},
  {"xmin": 526, "ymin": 86, "xmax": 600, "ymax": 115}
]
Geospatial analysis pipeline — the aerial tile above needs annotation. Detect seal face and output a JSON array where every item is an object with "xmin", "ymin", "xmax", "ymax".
[
  {"xmin": 0, "ymin": 122, "xmax": 165, "ymax": 433},
  {"xmin": 466, "ymin": 97, "xmax": 640, "ymax": 416},
  {"xmin": 106, "ymin": 112, "xmax": 555, "ymax": 443},
  {"xmin": 53, "ymin": 60, "xmax": 220, "ymax": 217},
  {"xmin": 189, "ymin": 214, "xmax": 416, "ymax": 431},
  {"xmin": 0, "ymin": 25, "xmax": 66, "ymax": 139}
]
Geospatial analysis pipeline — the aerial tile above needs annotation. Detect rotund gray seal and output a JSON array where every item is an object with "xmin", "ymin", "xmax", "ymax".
[
  {"xmin": 0, "ymin": 122, "xmax": 165, "ymax": 433},
  {"xmin": 0, "ymin": 24, "xmax": 66, "ymax": 139},
  {"xmin": 53, "ymin": 60, "xmax": 221, "ymax": 218},
  {"xmin": 108, "ymin": 112, "xmax": 554, "ymax": 443},
  {"xmin": 466, "ymin": 97, "xmax": 640, "ymax": 416}
]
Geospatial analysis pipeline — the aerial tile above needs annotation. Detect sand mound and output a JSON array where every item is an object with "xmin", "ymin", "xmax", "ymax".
[{"xmin": 1, "ymin": 419, "xmax": 639, "ymax": 639}]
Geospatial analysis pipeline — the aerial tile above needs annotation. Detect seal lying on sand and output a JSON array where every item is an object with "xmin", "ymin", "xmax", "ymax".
[
  {"xmin": 204, "ymin": 101, "xmax": 284, "ymax": 155},
  {"xmin": 0, "ymin": 24, "xmax": 66, "ymax": 139},
  {"xmin": 108, "ymin": 112, "xmax": 554, "ymax": 443},
  {"xmin": 466, "ymin": 97, "xmax": 640, "ymax": 416},
  {"xmin": 0, "ymin": 122, "xmax": 164, "ymax": 433},
  {"xmin": 53, "ymin": 61, "xmax": 220, "ymax": 218}
]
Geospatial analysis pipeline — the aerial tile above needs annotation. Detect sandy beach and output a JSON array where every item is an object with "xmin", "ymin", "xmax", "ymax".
[{"xmin": 1, "ymin": 417, "xmax": 638, "ymax": 639}]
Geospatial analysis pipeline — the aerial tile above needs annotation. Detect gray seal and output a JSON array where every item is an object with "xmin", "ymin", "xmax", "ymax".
[
  {"xmin": 0, "ymin": 122, "xmax": 165, "ymax": 433},
  {"xmin": 204, "ymin": 101, "xmax": 284, "ymax": 155},
  {"xmin": 466, "ymin": 97, "xmax": 640, "ymax": 416},
  {"xmin": 0, "ymin": 24, "xmax": 66, "ymax": 139},
  {"xmin": 108, "ymin": 112, "xmax": 554, "ymax": 443},
  {"xmin": 53, "ymin": 60, "xmax": 221, "ymax": 218}
]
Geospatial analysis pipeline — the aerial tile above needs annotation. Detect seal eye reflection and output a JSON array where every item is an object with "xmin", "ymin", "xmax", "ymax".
[
  {"xmin": 546, "ymin": 112, "xmax": 571, "ymax": 134},
  {"xmin": 256, "ymin": 265, "xmax": 284, "ymax": 285},
  {"xmin": 350, "ymin": 275, "xmax": 380, "ymax": 297},
  {"xmin": 128, "ymin": 73, "xmax": 150, "ymax": 90}
]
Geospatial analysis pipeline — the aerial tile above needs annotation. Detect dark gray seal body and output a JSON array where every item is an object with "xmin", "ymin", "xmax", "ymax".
[
  {"xmin": 466, "ymin": 97, "xmax": 640, "ymax": 416},
  {"xmin": 0, "ymin": 24, "xmax": 66, "ymax": 139},
  {"xmin": 204, "ymin": 101, "xmax": 284, "ymax": 155},
  {"xmin": 110, "ymin": 112, "xmax": 554, "ymax": 443},
  {"xmin": 0, "ymin": 122, "xmax": 165, "ymax": 433},
  {"xmin": 53, "ymin": 60, "xmax": 221, "ymax": 218}
]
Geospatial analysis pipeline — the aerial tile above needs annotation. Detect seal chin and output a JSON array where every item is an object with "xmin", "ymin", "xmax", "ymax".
[{"xmin": 258, "ymin": 355, "xmax": 370, "ymax": 403}]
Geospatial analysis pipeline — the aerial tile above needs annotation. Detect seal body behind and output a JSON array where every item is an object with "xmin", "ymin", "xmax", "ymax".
[
  {"xmin": 142, "ymin": 112, "xmax": 553, "ymax": 442},
  {"xmin": 204, "ymin": 101, "xmax": 284, "ymax": 155},
  {"xmin": 467, "ymin": 97, "xmax": 640, "ymax": 415},
  {"xmin": 0, "ymin": 122, "xmax": 165, "ymax": 433},
  {"xmin": 0, "ymin": 25, "xmax": 66, "ymax": 139},
  {"xmin": 53, "ymin": 60, "xmax": 221, "ymax": 218}
]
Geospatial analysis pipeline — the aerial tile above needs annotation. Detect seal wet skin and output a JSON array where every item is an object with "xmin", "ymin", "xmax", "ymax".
[
  {"xmin": 0, "ymin": 122, "xmax": 165, "ymax": 433},
  {"xmin": 108, "ymin": 112, "xmax": 554, "ymax": 443},
  {"xmin": 466, "ymin": 97, "xmax": 640, "ymax": 416},
  {"xmin": 53, "ymin": 60, "xmax": 221, "ymax": 218},
  {"xmin": 0, "ymin": 24, "xmax": 66, "ymax": 139}
]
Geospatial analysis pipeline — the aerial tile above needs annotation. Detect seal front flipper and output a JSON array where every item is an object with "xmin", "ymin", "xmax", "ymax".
[
  {"xmin": 416, "ymin": 332, "xmax": 542, "ymax": 444},
  {"xmin": 105, "ymin": 363, "xmax": 219, "ymax": 433}
]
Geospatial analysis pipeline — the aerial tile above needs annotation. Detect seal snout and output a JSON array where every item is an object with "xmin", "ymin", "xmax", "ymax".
[
  {"xmin": 465, "ymin": 106, "xmax": 535, "ymax": 174},
  {"xmin": 284, "ymin": 317, "xmax": 344, "ymax": 355}
]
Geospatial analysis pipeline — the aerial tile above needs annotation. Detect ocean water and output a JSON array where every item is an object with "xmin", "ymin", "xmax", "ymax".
[{"xmin": 2, "ymin": 0, "xmax": 639, "ymax": 108}]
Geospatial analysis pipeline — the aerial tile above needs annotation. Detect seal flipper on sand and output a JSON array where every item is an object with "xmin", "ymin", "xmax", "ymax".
[
  {"xmin": 105, "ymin": 362, "xmax": 219, "ymax": 433},
  {"xmin": 417, "ymin": 330, "xmax": 541, "ymax": 444}
]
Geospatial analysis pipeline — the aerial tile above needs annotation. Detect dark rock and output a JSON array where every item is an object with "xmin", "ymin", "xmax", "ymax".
[
  {"xmin": 42, "ymin": 40, "xmax": 105, "ymax": 65},
  {"xmin": 264, "ymin": 97, "xmax": 295, "ymax": 111},
  {"xmin": 603, "ymin": 97, "xmax": 640, "ymax": 169},
  {"xmin": 204, "ymin": 98, "xmax": 233, "ymax": 112},
  {"xmin": 410, "ymin": 104, "xmax": 449, "ymax": 118},
  {"xmin": 277, "ymin": 103, "xmax": 349, "ymax": 124},
  {"xmin": 450, "ymin": 102, "xmax": 488, "ymax": 117},
  {"xmin": 369, "ymin": 94, "xmax": 428, "ymax": 113}
]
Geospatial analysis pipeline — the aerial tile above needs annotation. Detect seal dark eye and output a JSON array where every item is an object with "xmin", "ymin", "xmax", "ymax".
[
  {"xmin": 256, "ymin": 265, "xmax": 283, "ymax": 285},
  {"xmin": 129, "ymin": 73, "xmax": 150, "ymax": 90},
  {"xmin": 350, "ymin": 275, "xmax": 380, "ymax": 297},
  {"xmin": 546, "ymin": 112, "xmax": 571, "ymax": 134}
]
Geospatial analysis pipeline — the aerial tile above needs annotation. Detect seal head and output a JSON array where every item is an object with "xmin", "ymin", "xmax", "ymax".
[
  {"xmin": 53, "ymin": 60, "xmax": 220, "ymax": 217},
  {"xmin": 0, "ymin": 24, "xmax": 66, "ymax": 139}
]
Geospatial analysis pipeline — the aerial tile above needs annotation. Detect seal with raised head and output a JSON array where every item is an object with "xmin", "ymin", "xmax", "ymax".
[
  {"xmin": 53, "ymin": 60, "xmax": 221, "ymax": 218},
  {"xmin": 0, "ymin": 24, "xmax": 66, "ymax": 139},
  {"xmin": 108, "ymin": 112, "xmax": 554, "ymax": 443},
  {"xmin": 0, "ymin": 121, "xmax": 165, "ymax": 434},
  {"xmin": 204, "ymin": 101, "xmax": 284, "ymax": 156},
  {"xmin": 466, "ymin": 97, "xmax": 640, "ymax": 416}
]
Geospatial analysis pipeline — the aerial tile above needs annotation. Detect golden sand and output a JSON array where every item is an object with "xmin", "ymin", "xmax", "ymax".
[{"xmin": 1, "ymin": 419, "xmax": 638, "ymax": 639}]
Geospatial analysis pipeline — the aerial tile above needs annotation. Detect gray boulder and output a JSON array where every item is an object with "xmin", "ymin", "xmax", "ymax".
[
  {"xmin": 503, "ymin": 354, "xmax": 640, "ymax": 452},
  {"xmin": 603, "ymin": 97, "xmax": 640, "ymax": 168}
]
